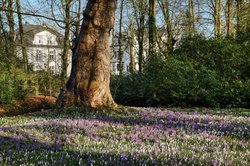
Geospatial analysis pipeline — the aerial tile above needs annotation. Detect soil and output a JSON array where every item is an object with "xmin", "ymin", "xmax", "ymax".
[{"xmin": 0, "ymin": 96, "xmax": 56, "ymax": 116}]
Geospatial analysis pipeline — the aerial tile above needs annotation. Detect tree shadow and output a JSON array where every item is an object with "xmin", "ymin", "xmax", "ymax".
[
  {"xmin": 24, "ymin": 108, "xmax": 250, "ymax": 140},
  {"xmin": 0, "ymin": 128, "xmax": 206, "ymax": 165}
]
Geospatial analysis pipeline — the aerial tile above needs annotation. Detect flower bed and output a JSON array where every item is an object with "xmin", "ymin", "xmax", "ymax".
[{"xmin": 0, "ymin": 108, "xmax": 249, "ymax": 165}]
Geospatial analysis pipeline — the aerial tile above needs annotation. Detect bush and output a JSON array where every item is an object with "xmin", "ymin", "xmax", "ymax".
[
  {"xmin": 111, "ymin": 74, "xmax": 146, "ymax": 106},
  {"xmin": 175, "ymin": 37, "xmax": 249, "ymax": 80},
  {"xmin": 143, "ymin": 57, "xmax": 223, "ymax": 107},
  {"xmin": 111, "ymin": 37, "xmax": 250, "ymax": 108},
  {"xmin": 0, "ymin": 71, "xmax": 35, "ymax": 105},
  {"xmin": 35, "ymin": 72, "xmax": 61, "ymax": 96}
]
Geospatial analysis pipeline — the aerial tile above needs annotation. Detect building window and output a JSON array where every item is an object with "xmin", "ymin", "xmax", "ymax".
[
  {"xmin": 38, "ymin": 36, "xmax": 43, "ymax": 44},
  {"xmin": 47, "ymin": 37, "xmax": 53, "ymax": 45},
  {"xmin": 111, "ymin": 63, "xmax": 116, "ymax": 72},
  {"xmin": 49, "ymin": 50, "xmax": 55, "ymax": 61},
  {"xmin": 49, "ymin": 66, "xmax": 55, "ymax": 73},
  {"xmin": 36, "ymin": 50, "xmax": 42, "ymax": 62},
  {"xmin": 35, "ymin": 65, "xmax": 41, "ymax": 71},
  {"xmin": 117, "ymin": 62, "xmax": 124, "ymax": 71}
]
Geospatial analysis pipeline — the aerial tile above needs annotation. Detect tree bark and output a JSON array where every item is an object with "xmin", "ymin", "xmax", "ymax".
[
  {"xmin": 236, "ymin": 0, "xmax": 243, "ymax": 36},
  {"xmin": 217, "ymin": 0, "xmax": 222, "ymax": 37},
  {"xmin": 214, "ymin": 0, "xmax": 222, "ymax": 38},
  {"xmin": 0, "ymin": 1, "xmax": 12, "ymax": 59},
  {"xmin": 226, "ymin": 0, "xmax": 234, "ymax": 37},
  {"xmin": 130, "ymin": 0, "xmax": 147, "ymax": 73},
  {"xmin": 16, "ymin": 0, "xmax": 28, "ymax": 72},
  {"xmin": 118, "ymin": 0, "xmax": 125, "ymax": 75},
  {"xmin": 148, "ymin": 0, "xmax": 157, "ymax": 58},
  {"xmin": 60, "ymin": 0, "xmax": 72, "ymax": 87},
  {"xmin": 158, "ymin": 0, "xmax": 173, "ymax": 55},
  {"xmin": 7, "ymin": 0, "xmax": 14, "ymax": 42},
  {"xmin": 188, "ymin": 0, "xmax": 195, "ymax": 37},
  {"xmin": 129, "ymin": 24, "xmax": 136, "ymax": 73},
  {"xmin": 57, "ymin": 0, "xmax": 118, "ymax": 109}
]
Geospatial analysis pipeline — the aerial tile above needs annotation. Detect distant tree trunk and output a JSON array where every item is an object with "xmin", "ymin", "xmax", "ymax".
[
  {"xmin": 0, "ymin": 1, "xmax": 11, "ymax": 58},
  {"xmin": 7, "ymin": 0, "xmax": 14, "ymax": 42},
  {"xmin": 61, "ymin": 0, "xmax": 72, "ymax": 87},
  {"xmin": 138, "ymin": 18, "xmax": 145, "ymax": 73},
  {"xmin": 158, "ymin": 0, "xmax": 173, "ymax": 55},
  {"xmin": 57, "ymin": 0, "xmax": 118, "ymax": 109},
  {"xmin": 118, "ymin": 0, "xmax": 125, "ymax": 75},
  {"xmin": 16, "ymin": 0, "xmax": 28, "ymax": 72},
  {"xmin": 129, "ymin": 24, "xmax": 136, "ymax": 73},
  {"xmin": 214, "ymin": 0, "xmax": 222, "ymax": 38},
  {"xmin": 217, "ymin": 0, "xmax": 222, "ymax": 37},
  {"xmin": 131, "ymin": 0, "xmax": 147, "ymax": 73},
  {"xmin": 226, "ymin": 0, "xmax": 234, "ymax": 37},
  {"xmin": 72, "ymin": 0, "xmax": 81, "ymax": 58},
  {"xmin": 188, "ymin": 0, "xmax": 195, "ymax": 37},
  {"xmin": 75, "ymin": 0, "xmax": 81, "ymax": 38},
  {"xmin": 148, "ymin": 0, "xmax": 157, "ymax": 58},
  {"xmin": 236, "ymin": 0, "xmax": 243, "ymax": 36}
]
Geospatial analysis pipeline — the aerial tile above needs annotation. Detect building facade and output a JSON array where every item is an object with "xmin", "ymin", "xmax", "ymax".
[
  {"xmin": 110, "ymin": 33, "xmax": 141, "ymax": 75},
  {"xmin": 15, "ymin": 23, "xmax": 71, "ymax": 75}
]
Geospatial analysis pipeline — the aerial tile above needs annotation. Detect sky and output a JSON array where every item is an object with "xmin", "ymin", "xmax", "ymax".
[{"xmin": 20, "ymin": 0, "xmax": 214, "ymax": 38}]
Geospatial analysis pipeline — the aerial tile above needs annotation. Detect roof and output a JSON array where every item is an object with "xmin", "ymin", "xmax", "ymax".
[{"xmin": 15, "ymin": 23, "xmax": 64, "ymax": 47}]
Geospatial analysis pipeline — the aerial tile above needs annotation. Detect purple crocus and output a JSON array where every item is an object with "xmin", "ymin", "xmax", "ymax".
[{"xmin": 5, "ymin": 149, "xmax": 12, "ymax": 157}]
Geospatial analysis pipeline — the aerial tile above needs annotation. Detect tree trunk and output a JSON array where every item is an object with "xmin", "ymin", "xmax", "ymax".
[
  {"xmin": 129, "ymin": 24, "xmax": 136, "ymax": 73},
  {"xmin": 214, "ymin": 0, "xmax": 222, "ymax": 38},
  {"xmin": 217, "ymin": 0, "xmax": 222, "ymax": 37},
  {"xmin": 7, "ymin": 0, "xmax": 14, "ymax": 42},
  {"xmin": 57, "ymin": 0, "xmax": 118, "ymax": 109},
  {"xmin": 130, "ymin": 0, "xmax": 146, "ymax": 73},
  {"xmin": 236, "ymin": 0, "xmax": 243, "ymax": 36},
  {"xmin": 158, "ymin": 0, "xmax": 173, "ymax": 55},
  {"xmin": 16, "ymin": 0, "xmax": 28, "ymax": 72},
  {"xmin": 138, "ymin": 22, "xmax": 144, "ymax": 73},
  {"xmin": 226, "ymin": 0, "xmax": 234, "ymax": 37},
  {"xmin": 148, "ymin": 0, "xmax": 157, "ymax": 58},
  {"xmin": 118, "ymin": 0, "xmax": 124, "ymax": 75},
  {"xmin": 188, "ymin": 0, "xmax": 195, "ymax": 37},
  {"xmin": 0, "ymin": 1, "xmax": 12, "ymax": 60},
  {"xmin": 60, "ymin": 0, "xmax": 72, "ymax": 87}
]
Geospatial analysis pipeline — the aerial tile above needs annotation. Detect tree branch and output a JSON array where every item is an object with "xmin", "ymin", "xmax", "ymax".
[{"xmin": 0, "ymin": 8, "xmax": 66, "ymax": 23}]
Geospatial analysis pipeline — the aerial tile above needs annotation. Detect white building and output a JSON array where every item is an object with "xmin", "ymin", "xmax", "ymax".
[
  {"xmin": 15, "ymin": 23, "xmax": 71, "ymax": 75},
  {"xmin": 110, "ymin": 33, "xmax": 142, "ymax": 75}
]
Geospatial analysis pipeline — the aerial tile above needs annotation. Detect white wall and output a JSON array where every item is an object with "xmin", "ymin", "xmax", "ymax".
[
  {"xmin": 16, "ymin": 30, "xmax": 71, "ymax": 76},
  {"xmin": 33, "ymin": 31, "xmax": 58, "ymax": 46}
]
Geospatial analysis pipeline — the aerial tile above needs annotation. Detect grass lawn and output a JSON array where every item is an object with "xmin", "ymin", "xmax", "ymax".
[{"xmin": 0, "ymin": 107, "xmax": 249, "ymax": 165}]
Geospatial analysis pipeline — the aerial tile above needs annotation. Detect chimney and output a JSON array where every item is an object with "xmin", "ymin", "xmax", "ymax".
[{"xmin": 42, "ymin": 23, "xmax": 47, "ymax": 27}]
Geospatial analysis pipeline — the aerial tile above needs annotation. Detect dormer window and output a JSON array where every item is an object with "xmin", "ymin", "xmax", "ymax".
[
  {"xmin": 38, "ymin": 36, "xmax": 43, "ymax": 44},
  {"xmin": 47, "ymin": 37, "xmax": 53, "ymax": 45}
]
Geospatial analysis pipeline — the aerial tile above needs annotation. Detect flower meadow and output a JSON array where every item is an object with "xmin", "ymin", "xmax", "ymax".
[{"xmin": 0, "ymin": 107, "xmax": 249, "ymax": 165}]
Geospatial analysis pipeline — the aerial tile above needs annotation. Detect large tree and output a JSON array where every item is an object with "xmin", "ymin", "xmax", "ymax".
[{"xmin": 57, "ymin": 0, "xmax": 118, "ymax": 109}]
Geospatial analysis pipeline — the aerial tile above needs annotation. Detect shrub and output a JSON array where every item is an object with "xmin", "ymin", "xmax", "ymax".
[
  {"xmin": 0, "ymin": 71, "xmax": 35, "ymax": 105},
  {"xmin": 111, "ymin": 37, "xmax": 250, "ymax": 108},
  {"xmin": 35, "ymin": 72, "xmax": 61, "ymax": 96},
  {"xmin": 111, "ymin": 73, "xmax": 146, "ymax": 106},
  {"xmin": 143, "ymin": 57, "xmax": 222, "ymax": 107}
]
